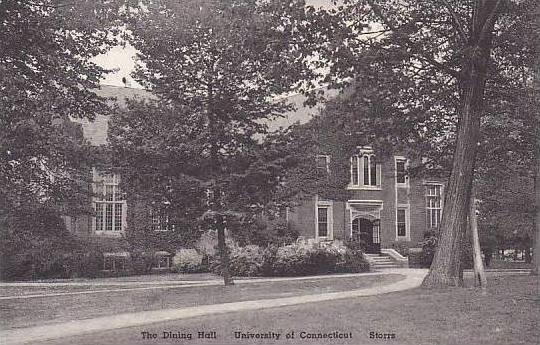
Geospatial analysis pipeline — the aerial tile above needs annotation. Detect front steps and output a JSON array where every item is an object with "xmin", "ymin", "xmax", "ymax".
[{"xmin": 364, "ymin": 253, "xmax": 403, "ymax": 269}]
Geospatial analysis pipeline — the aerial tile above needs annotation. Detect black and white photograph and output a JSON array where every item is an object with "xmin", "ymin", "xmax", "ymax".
[{"xmin": 1, "ymin": 0, "xmax": 539, "ymax": 344}]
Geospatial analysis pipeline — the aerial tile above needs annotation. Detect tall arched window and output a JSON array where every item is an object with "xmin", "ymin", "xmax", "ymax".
[
  {"xmin": 350, "ymin": 148, "xmax": 381, "ymax": 188},
  {"xmin": 363, "ymin": 154, "xmax": 378, "ymax": 186}
]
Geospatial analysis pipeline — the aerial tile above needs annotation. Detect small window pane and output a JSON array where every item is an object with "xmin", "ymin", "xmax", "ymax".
[
  {"xmin": 105, "ymin": 185, "xmax": 114, "ymax": 201},
  {"xmin": 114, "ymin": 204, "xmax": 123, "ymax": 231},
  {"xmin": 105, "ymin": 204, "xmax": 113, "ymax": 231},
  {"xmin": 351, "ymin": 157, "xmax": 359, "ymax": 185},
  {"xmin": 318, "ymin": 207, "xmax": 328, "ymax": 237},
  {"xmin": 363, "ymin": 156, "xmax": 369, "ymax": 185},
  {"xmin": 397, "ymin": 209, "xmax": 407, "ymax": 236},
  {"xmin": 396, "ymin": 161, "xmax": 406, "ymax": 184},
  {"xmin": 95, "ymin": 203, "xmax": 104, "ymax": 231},
  {"xmin": 316, "ymin": 156, "xmax": 328, "ymax": 171},
  {"xmin": 370, "ymin": 162, "xmax": 377, "ymax": 186}
]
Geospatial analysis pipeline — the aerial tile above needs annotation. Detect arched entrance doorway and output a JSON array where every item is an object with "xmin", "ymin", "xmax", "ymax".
[{"xmin": 352, "ymin": 217, "xmax": 381, "ymax": 254}]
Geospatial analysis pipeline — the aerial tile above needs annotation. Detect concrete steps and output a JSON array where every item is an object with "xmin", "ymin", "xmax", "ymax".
[{"xmin": 365, "ymin": 253, "xmax": 403, "ymax": 269}]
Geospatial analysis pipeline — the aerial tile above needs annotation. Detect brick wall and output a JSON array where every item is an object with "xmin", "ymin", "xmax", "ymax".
[{"xmin": 287, "ymin": 155, "xmax": 447, "ymax": 250}]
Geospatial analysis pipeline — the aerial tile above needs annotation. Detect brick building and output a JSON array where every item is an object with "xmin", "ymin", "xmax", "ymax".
[
  {"xmin": 61, "ymin": 84, "xmax": 325, "ymax": 271},
  {"xmin": 62, "ymin": 84, "xmax": 444, "ymax": 270},
  {"xmin": 287, "ymin": 146, "xmax": 445, "ymax": 256}
]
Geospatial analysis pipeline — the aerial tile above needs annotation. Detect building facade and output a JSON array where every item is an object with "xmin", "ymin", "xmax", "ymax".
[
  {"xmin": 62, "ymin": 85, "xmax": 444, "ymax": 272},
  {"xmin": 287, "ymin": 146, "xmax": 444, "ymax": 254}
]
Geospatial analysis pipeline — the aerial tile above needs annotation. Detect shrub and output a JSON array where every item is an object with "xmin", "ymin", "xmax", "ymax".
[
  {"xmin": 131, "ymin": 252, "xmax": 153, "ymax": 275},
  {"xmin": 270, "ymin": 242, "xmax": 368, "ymax": 276},
  {"xmin": 210, "ymin": 241, "xmax": 370, "ymax": 277},
  {"xmin": 172, "ymin": 248, "xmax": 207, "ymax": 273},
  {"xmin": 417, "ymin": 230, "xmax": 438, "ymax": 268},
  {"xmin": 344, "ymin": 238, "xmax": 366, "ymax": 252},
  {"xmin": 0, "ymin": 206, "xmax": 81, "ymax": 281},
  {"xmin": 336, "ymin": 249, "xmax": 370, "ymax": 273},
  {"xmin": 228, "ymin": 245, "xmax": 265, "ymax": 276}
]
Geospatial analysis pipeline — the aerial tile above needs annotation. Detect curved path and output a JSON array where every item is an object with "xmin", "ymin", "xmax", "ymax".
[{"xmin": 0, "ymin": 269, "xmax": 427, "ymax": 345}]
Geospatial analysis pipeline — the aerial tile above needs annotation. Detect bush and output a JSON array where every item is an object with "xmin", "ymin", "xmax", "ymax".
[
  {"xmin": 228, "ymin": 245, "xmax": 265, "ymax": 276},
  {"xmin": 210, "ymin": 241, "xmax": 369, "ymax": 277},
  {"xmin": 419, "ymin": 230, "xmax": 438, "ymax": 267},
  {"xmin": 344, "ymin": 238, "xmax": 366, "ymax": 252},
  {"xmin": 336, "ymin": 249, "xmax": 370, "ymax": 273},
  {"xmin": 172, "ymin": 248, "xmax": 207, "ymax": 273},
  {"xmin": 0, "ymin": 206, "xmax": 82, "ymax": 281},
  {"xmin": 131, "ymin": 252, "xmax": 153, "ymax": 275}
]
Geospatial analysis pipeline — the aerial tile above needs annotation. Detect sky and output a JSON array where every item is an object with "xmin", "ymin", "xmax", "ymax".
[{"xmin": 92, "ymin": 0, "xmax": 339, "ymax": 88}]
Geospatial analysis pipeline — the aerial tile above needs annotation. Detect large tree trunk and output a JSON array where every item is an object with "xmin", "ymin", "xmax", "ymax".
[{"xmin": 422, "ymin": 0, "xmax": 501, "ymax": 288}]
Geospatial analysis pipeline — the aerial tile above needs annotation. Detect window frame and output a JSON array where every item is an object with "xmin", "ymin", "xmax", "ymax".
[
  {"xmin": 150, "ymin": 209, "xmax": 175, "ymax": 232},
  {"xmin": 395, "ymin": 156, "xmax": 409, "ymax": 187},
  {"xmin": 92, "ymin": 169, "xmax": 127, "ymax": 235},
  {"xmin": 315, "ymin": 154, "xmax": 330, "ymax": 174},
  {"xmin": 396, "ymin": 205, "xmax": 410, "ymax": 240},
  {"xmin": 103, "ymin": 253, "xmax": 128, "ymax": 271},
  {"xmin": 315, "ymin": 200, "xmax": 333, "ymax": 241},
  {"xmin": 155, "ymin": 255, "xmax": 172, "ymax": 269},
  {"xmin": 349, "ymin": 149, "xmax": 381, "ymax": 190},
  {"xmin": 425, "ymin": 183, "xmax": 444, "ymax": 229}
]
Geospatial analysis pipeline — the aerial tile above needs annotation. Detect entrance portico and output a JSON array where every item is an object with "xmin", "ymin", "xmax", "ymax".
[{"xmin": 347, "ymin": 200, "xmax": 383, "ymax": 254}]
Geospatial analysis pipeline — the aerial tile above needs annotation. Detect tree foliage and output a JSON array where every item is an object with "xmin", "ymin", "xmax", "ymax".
[
  {"xmin": 0, "ymin": 0, "xmax": 124, "ymax": 213},
  {"xmin": 300, "ymin": 0, "xmax": 539, "ymax": 287},
  {"xmin": 110, "ymin": 0, "xmax": 334, "ymax": 283}
]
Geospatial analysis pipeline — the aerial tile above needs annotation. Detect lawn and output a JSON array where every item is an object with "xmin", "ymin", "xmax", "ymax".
[
  {"xmin": 487, "ymin": 259, "xmax": 533, "ymax": 270},
  {"xmin": 33, "ymin": 273, "xmax": 539, "ymax": 345},
  {"xmin": 0, "ymin": 273, "xmax": 403, "ymax": 330}
]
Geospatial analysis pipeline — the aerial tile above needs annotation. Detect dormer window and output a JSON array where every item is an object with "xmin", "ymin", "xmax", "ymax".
[
  {"xmin": 316, "ymin": 155, "xmax": 330, "ymax": 174},
  {"xmin": 350, "ymin": 148, "xmax": 381, "ymax": 189}
]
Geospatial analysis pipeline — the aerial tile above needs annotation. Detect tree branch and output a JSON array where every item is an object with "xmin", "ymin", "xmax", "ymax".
[
  {"xmin": 439, "ymin": 0, "xmax": 468, "ymax": 43},
  {"xmin": 478, "ymin": 0, "xmax": 503, "ymax": 44},
  {"xmin": 23, "ymin": 1, "xmax": 75, "ymax": 9},
  {"xmin": 365, "ymin": 0, "xmax": 461, "ymax": 80}
]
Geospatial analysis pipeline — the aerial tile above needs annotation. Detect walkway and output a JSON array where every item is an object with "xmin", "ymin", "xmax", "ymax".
[{"xmin": 0, "ymin": 269, "xmax": 428, "ymax": 345}]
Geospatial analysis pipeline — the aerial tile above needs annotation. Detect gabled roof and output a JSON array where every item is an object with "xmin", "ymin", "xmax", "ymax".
[{"xmin": 80, "ymin": 84, "xmax": 335, "ymax": 146}]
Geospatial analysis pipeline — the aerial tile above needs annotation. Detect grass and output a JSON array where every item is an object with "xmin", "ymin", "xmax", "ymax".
[
  {"xmin": 0, "ymin": 273, "xmax": 402, "ymax": 330},
  {"xmin": 487, "ymin": 259, "xmax": 533, "ymax": 270},
  {"xmin": 32, "ymin": 273, "xmax": 539, "ymax": 345}
]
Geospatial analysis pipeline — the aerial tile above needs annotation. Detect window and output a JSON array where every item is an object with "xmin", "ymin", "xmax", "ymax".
[
  {"xmin": 351, "ymin": 156, "xmax": 359, "ymax": 185},
  {"xmin": 397, "ymin": 208, "xmax": 407, "ymax": 237},
  {"xmin": 103, "ymin": 254, "xmax": 128, "ymax": 271},
  {"xmin": 316, "ymin": 155, "xmax": 330, "ymax": 174},
  {"xmin": 93, "ymin": 172, "xmax": 125, "ymax": 233},
  {"xmin": 395, "ymin": 158, "xmax": 408, "ymax": 185},
  {"xmin": 317, "ymin": 207, "xmax": 328, "ymax": 237},
  {"xmin": 350, "ymin": 149, "xmax": 380, "ymax": 188},
  {"xmin": 426, "ymin": 184, "xmax": 443, "ymax": 228},
  {"xmin": 316, "ymin": 201, "xmax": 333, "ymax": 240},
  {"xmin": 364, "ymin": 155, "xmax": 377, "ymax": 186},
  {"xmin": 151, "ymin": 210, "xmax": 174, "ymax": 232},
  {"xmin": 155, "ymin": 252, "xmax": 172, "ymax": 269}
]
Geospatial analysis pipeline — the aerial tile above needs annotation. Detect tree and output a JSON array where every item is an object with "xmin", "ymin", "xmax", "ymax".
[
  {"xmin": 308, "ymin": 0, "xmax": 539, "ymax": 287},
  {"xmin": 112, "ymin": 0, "xmax": 325, "ymax": 285},
  {"xmin": 0, "ymin": 0, "xmax": 123, "ymax": 214}
]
